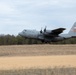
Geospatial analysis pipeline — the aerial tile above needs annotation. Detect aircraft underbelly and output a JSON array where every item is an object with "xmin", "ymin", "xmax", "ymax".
[{"xmin": 38, "ymin": 35, "xmax": 64, "ymax": 42}]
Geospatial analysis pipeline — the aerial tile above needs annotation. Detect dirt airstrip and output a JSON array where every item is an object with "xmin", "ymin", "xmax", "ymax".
[
  {"xmin": 0, "ymin": 44, "xmax": 76, "ymax": 70},
  {"xmin": 0, "ymin": 55, "xmax": 76, "ymax": 70}
]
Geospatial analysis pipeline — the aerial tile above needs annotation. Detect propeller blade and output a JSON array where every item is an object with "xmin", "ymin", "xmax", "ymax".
[
  {"xmin": 40, "ymin": 27, "xmax": 42, "ymax": 33},
  {"xmin": 44, "ymin": 26, "xmax": 47, "ymax": 32}
]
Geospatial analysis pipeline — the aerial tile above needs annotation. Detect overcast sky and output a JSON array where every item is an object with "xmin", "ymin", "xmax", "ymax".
[{"xmin": 0, "ymin": 0, "xmax": 76, "ymax": 35}]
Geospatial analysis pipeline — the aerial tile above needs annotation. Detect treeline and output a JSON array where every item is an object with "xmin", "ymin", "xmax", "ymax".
[
  {"xmin": 0, "ymin": 34, "xmax": 76, "ymax": 45},
  {"xmin": 0, "ymin": 35, "xmax": 42, "ymax": 45}
]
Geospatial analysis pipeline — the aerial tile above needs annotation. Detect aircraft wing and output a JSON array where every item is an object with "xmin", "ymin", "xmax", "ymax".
[{"xmin": 43, "ymin": 28, "xmax": 66, "ymax": 37}]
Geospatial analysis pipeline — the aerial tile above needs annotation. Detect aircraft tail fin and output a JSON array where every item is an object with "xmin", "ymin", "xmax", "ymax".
[{"xmin": 68, "ymin": 22, "xmax": 76, "ymax": 37}]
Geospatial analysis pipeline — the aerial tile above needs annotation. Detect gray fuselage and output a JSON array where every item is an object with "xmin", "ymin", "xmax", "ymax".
[{"xmin": 19, "ymin": 29, "xmax": 66, "ymax": 42}]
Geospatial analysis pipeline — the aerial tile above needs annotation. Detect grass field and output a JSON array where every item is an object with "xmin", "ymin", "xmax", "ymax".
[
  {"xmin": 0, "ymin": 67, "xmax": 76, "ymax": 75},
  {"xmin": 0, "ymin": 44, "xmax": 76, "ymax": 56}
]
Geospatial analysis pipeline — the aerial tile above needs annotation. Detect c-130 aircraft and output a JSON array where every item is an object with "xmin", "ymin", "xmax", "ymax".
[{"xmin": 19, "ymin": 22, "xmax": 76, "ymax": 43}]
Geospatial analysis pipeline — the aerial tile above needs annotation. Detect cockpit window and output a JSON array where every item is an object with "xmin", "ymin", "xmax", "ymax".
[
  {"xmin": 22, "ymin": 30, "xmax": 27, "ymax": 33},
  {"xmin": 23, "ymin": 30, "xmax": 27, "ymax": 32},
  {"xmin": 24, "ymin": 30, "xmax": 27, "ymax": 31}
]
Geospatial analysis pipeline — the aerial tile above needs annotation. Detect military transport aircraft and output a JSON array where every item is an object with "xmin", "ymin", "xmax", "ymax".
[{"xmin": 19, "ymin": 22, "xmax": 76, "ymax": 43}]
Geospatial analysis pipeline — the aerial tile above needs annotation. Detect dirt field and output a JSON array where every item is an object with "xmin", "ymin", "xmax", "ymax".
[
  {"xmin": 0, "ymin": 55, "xmax": 76, "ymax": 70},
  {"xmin": 0, "ymin": 44, "xmax": 76, "ymax": 56}
]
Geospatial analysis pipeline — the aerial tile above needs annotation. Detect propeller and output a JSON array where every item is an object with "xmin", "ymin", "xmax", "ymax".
[
  {"xmin": 40, "ymin": 27, "xmax": 42, "ymax": 33},
  {"xmin": 44, "ymin": 26, "xmax": 47, "ymax": 32}
]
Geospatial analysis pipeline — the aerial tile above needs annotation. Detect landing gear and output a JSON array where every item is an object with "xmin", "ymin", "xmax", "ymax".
[
  {"xmin": 41, "ymin": 40, "xmax": 45, "ymax": 43},
  {"xmin": 41, "ymin": 40, "xmax": 51, "ymax": 44}
]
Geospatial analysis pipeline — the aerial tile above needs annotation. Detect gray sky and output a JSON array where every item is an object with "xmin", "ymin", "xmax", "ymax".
[{"xmin": 0, "ymin": 0, "xmax": 76, "ymax": 35}]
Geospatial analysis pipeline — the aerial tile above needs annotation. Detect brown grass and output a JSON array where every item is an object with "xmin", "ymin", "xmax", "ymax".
[
  {"xmin": 0, "ymin": 44, "xmax": 76, "ymax": 56},
  {"xmin": 0, "ymin": 67, "xmax": 76, "ymax": 75}
]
